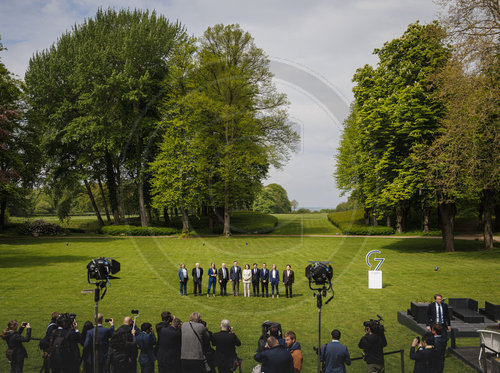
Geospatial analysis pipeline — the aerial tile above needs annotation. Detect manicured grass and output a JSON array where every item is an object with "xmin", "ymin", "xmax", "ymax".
[
  {"xmin": 1, "ymin": 235, "xmax": 498, "ymax": 372},
  {"xmin": 271, "ymin": 213, "xmax": 342, "ymax": 235}
]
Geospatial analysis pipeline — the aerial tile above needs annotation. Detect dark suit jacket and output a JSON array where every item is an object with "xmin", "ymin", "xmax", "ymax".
[
  {"xmin": 254, "ymin": 345, "xmax": 293, "ymax": 373},
  {"xmin": 211, "ymin": 330, "xmax": 241, "ymax": 369},
  {"xmin": 426, "ymin": 302, "xmax": 451, "ymax": 328},
  {"xmin": 84, "ymin": 325, "xmax": 114, "ymax": 363},
  {"xmin": 270, "ymin": 269, "xmax": 280, "ymax": 284},
  {"xmin": 410, "ymin": 346, "xmax": 440, "ymax": 373},
  {"xmin": 260, "ymin": 268, "xmax": 270, "ymax": 283},
  {"xmin": 218, "ymin": 267, "xmax": 229, "ymax": 283},
  {"xmin": 192, "ymin": 267, "xmax": 203, "ymax": 283},
  {"xmin": 321, "ymin": 341, "xmax": 351, "ymax": 373},
  {"xmin": 252, "ymin": 268, "xmax": 261, "ymax": 283},
  {"xmin": 157, "ymin": 326, "xmax": 181, "ymax": 369},
  {"xmin": 283, "ymin": 269, "xmax": 294, "ymax": 285},
  {"xmin": 230, "ymin": 266, "xmax": 242, "ymax": 281},
  {"xmin": 5, "ymin": 327, "xmax": 31, "ymax": 362}
]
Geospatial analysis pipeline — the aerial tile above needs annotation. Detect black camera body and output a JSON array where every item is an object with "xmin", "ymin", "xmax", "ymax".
[
  {"xmin": 364, "ymin": 315, "xmax": 385, "ymax": 334},
  {"xmin": 305, "ymin": 262, "xmax": 333, "ymax": 285},
  {"xmin": 57, "ymin": 313, "xmax": 76, "ymax": 329}
]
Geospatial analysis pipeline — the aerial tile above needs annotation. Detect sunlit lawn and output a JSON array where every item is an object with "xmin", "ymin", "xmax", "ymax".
[{"xmin": 1, "ymin": 233, "xmax": 498, "ymax": 372}]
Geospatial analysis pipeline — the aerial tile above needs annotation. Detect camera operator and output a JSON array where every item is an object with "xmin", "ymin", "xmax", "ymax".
[
  {"xmin": 50, "ymin": 314, "xmax": 81, "ymax": 373},
  {"xmin": 358, "ymin": 320, "xmax": 387, "ymax": 373},
  {"xmin": 2, "ymin": 319, "xmax": 31, "ymax": 373},
  {"xmin": 83, "ymin": 314, "xmax": 114, "ymax": 373},
  {"xmin": 117, "ymin": 316, "xmax": 139, "ymax": 373},
  {"xmin": 410, "ymin": 332, "xmax": 439, "ymax": 373},
  {"xmin": 39, "ymin": 311, "xmax": 59, "ymax": 373}
]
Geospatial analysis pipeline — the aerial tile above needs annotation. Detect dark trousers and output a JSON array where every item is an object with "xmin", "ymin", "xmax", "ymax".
[
  {"xmin": 252, "ymin": 281, "xmax": 260, "ymax": 296},
  {"xmin": 193, "ymin": 280, "xmax": 202, "ymax": 295},
  {"xmin": 140, "ymin": 362, "xmax": 154, "ymax": 373},
  {"xmin": 181, "ymin": 359, "xmax": 205, "ymax": 373},
  {"xmin": 271, "ymin": 282, "xmax": 279, "ymax": 295},
  {"xmin": 179, "ymin": 280, "xmax": 187, "ymax": 295},
  {"xmin": 285, "ymin": 284, "xmax": 293, "ymax": 297},
  {"xmin": 261, "ymin": 282, "xmax": 269, "ymax": 297},
  {"xmin": 220, "ymin": 281, "xmax": 227, "ymax": 295},
  {"xmin": 9, "ymin": 359, "xmax": 24, "ymax": 373},
  {"xmin": 232, "ymin": 280, "xmax": 240, "ymax": 295}
]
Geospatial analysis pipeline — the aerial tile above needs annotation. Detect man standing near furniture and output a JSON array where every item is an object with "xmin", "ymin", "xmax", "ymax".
[{"xmin": 426, "ymin": 294, "xmax": 451, "ymax": 332}]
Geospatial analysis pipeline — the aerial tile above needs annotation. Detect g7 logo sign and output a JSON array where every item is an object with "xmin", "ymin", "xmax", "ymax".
[{"xmin": 366, "ymin": 250, "xmax": 385, "ymax": 271}]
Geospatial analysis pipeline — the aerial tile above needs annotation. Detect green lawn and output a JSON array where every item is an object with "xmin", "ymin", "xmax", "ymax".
[
  {"xmin": 271, "ymin": 213, "xmax": 341, "ymax": 235},
  {"xmin": 1, "ymin": 235, "xmax": 498, "ymax": 372}
]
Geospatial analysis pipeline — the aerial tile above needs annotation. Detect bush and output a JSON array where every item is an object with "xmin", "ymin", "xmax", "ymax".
[
  {"xmin": 101, "ymin": 225, "xmax": 178, "ymax": 236},
  {"xmin": 18, "ymin": 220, "xmax": 66, "ymax": 236},
  {"xmin": 327, "ymin": 210, "xmax": 395, "ymax": 235}
]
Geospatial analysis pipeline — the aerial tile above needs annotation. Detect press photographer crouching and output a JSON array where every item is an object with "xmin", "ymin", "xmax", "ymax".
[
  {"xmin": 358, "ymin": 319, "xmax": 387, "ymax": 373},
  {"xmin": 50, "ymin": 313, "xmax": 81, "ymax": 373},
  {"xmin": 2, "ymin": 319, "xmax": 31, "ymax": 373}
]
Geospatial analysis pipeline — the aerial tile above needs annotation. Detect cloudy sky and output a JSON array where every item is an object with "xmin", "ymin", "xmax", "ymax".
[{"xmin": 0, "ymin": 0, "xmax": 441, "ymax": 209}]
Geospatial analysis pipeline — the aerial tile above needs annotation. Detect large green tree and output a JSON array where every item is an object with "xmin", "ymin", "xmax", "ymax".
[
  {"xmin": 24, "ymin": 8, "xmax": 183, "ymax": 226},
  {"xmin": 0, "ymin": 38, "xmax": 41, "ymax": 226},
  {"xmin": 252, "ymin": 183, "xmax": 292, "ymax": 214}
]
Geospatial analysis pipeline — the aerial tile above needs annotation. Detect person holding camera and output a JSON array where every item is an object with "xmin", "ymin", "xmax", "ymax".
[
  {"xmin": 211, "ymin": 319, "xmax": 241, "ymax": 373},
  {"xmin": 410, "ymin": 332, "xmax": 439, "ymax": 373},
  {"xmin": 39, "ymin": 311, "xmax": 59, "ymax": 373},
  {"xmin": 50, "ymin": 314, "xmax": 82, "ymax": 373},
  {"xmin": 358, "ymin": 320, "xmax": 387, "ymax": 373},
  {"xmin": 181, "ymin": 312, "xmax": 211, "ymax": 373},
  {"xmin": 157, "ymin": 318, "xmax": 182, "ymax": 373},
  {"xmin": 136, "ymin": 322, "xmax": 157, "ymax": 373},
  {"xmin": 84, "ymin": 314, "xmax": 114, "ymax": 373},
  {"xmin": 2, "ymin": 320, "xmax": 31, "ymax": 373},
  {"xmin": 320, "ymin": 329, "xmax": 350, "ymax": 373},
  {"xmin": 117, "ymin": 316, "xmax": 139, "ymax": 373},
  {"xmin": 107, "ymin": 328, "xmax": 136, "ymax": 373},
  {"xmin": 254, "ymin": 336, "xmax": 294, "ymax": 373}
]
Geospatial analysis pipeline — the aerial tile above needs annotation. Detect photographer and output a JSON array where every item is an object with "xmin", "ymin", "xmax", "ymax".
[
  {"xmin": 211, "ymin": 319, "xmax": 241, "ymax": 373},
  {"xmin": 136, "ymin": 322, "xmax": 156, "ymax": 373},
  {"xmin": 50, "ymin": 314, "xmax": 81, "ymax": 373},
  {"xmin": 358, "ymin": 320, "xmax": 387, "ymax": 373},
  {"xmin": 40, "ymin": 312, "xmax": 59, "ymax": 373},
  {"xmin": 180, "ymin": 312, "xmax": 211, "ymax": 373},
  {"xmin": 84, "ymin": 314, "xmax": 114, "ymax": 373},
  {"xmin": 2, "ymin": 320, "xmax": 31, "ymax": 373},
  {"xmin": 409, "ymin": 332, "xmax": 439, "ymax": 373}
]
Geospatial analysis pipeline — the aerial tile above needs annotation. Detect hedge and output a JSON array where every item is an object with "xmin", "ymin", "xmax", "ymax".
[
  {"xmin": 327, "ymin": 211, "xmax": 395, "ymax": 235},
  {"xmin": 101, "ymin": 225, "xmax": 178, "ymax": 236},
  {"xmin": 18, "ymin": 220, "xmax": 66, "ymax": 236}
]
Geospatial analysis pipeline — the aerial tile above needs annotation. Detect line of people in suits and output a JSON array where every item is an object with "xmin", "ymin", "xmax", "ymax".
[{"xmin": 178, "ymin": 261, "xmax": 295, "ymax": 298}]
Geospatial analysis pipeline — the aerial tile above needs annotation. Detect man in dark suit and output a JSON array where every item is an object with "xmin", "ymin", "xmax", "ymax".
[
  {"xmin": 192, "ymin": 262, "xmax": 203, "ymax": 296},
  {"xmin": 84, "ymin": 314, "xmax": 114, "ymax": 373},
  {"xmin": 218, "ymin": 263, "xmax": 229, "ymax": 296},
  {"xmin": 426, "ymin": 294, "xmax": 451, "ymax": 332},
  {"xmin": 251, "ymin": 263, "xmax": 261, "ymax": 297},
  {"xmin": 254, "ymin": 336, "xmax": 294, "ymax": 373},
  {"xmin": 157, "ymin": 318, "xmax": 182, "ymax": 373},
  {"xmin": 230, "ymin": 260, "xmax": 242, "ymax": 296},
  {"xmin": 211, "ymin": 319, "xmax": 241, "ymax": 373},
  {"xmin": 410, "ymin": 332, "xmax": 440, "ymax": 373},
  {"xmin": 432, "ymin": 324, "xmax": 448, "ymax": 373},
  {"xmin": 261, "ymin": 263, "xmax": 270, "ymax": 298},
  {"xmin": 282, "ymin": 264, "xmax": 295, "ymax": 298},
  {"xmin": 320, "ymin": 329, "xmax": 351, "ymax": 373}
]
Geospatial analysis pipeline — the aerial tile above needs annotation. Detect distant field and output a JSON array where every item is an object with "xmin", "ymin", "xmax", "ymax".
[
  {"xmin": 1, "ymin": 235, "xmax": 498, "ymax": 372},
  {"xmin": 271, "ymin": 213, "xmax": 341, "ymax": 235}
]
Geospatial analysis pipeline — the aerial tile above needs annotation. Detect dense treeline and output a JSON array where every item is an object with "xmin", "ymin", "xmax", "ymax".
[
  {"xmin": 335, "ymin": 1, "xmax": 499, "ymax": 251},
  {"xmin": 0, "ymin": 9, "xmax": 298, "ymax": 235}
]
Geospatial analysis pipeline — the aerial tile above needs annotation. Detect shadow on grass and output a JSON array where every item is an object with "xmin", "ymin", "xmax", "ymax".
[
  {"xmin": 380, "ymin": 237, "xmax": 500, "ymax": 258},
  {"xmin": 0, "ymin": 236, "xmax": 122, "ymax": 246},
  {"xmin": 0, "ymin": 252, "xmax": 89, "ymax": 268}
]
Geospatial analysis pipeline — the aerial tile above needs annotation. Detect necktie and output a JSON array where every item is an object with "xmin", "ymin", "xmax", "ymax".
[{"xmin": 438, "ymin": 304, "xmax": 443, "ymax": 324}]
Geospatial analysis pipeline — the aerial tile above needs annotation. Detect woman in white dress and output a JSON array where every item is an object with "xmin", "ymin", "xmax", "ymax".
[{"xmin": 242, "ymin": 264, "xmax": 252, "ymax": 297}]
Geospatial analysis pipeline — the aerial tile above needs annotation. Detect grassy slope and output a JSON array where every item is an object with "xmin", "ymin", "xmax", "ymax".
[
  {"xmin": 1, "ymin": 235, "xmax": 498, "ymax": 372},
  {"xmin": 271, "ymin": 213, "xmax": 341, "ymax": 235}
]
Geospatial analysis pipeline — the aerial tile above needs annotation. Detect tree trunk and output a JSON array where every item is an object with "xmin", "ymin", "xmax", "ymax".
[
  {"xmin": 439, "ymin": 201, "xmax": 456, "ymax": 252},
  {"xmin": 163, "ymin": 208, "xmax": 170, "ymax": 226},
  {"xmin": 105, "ymin": 150, "xmax": 121, "ymax": 224},
  {"xmin": 223, "ymin": 193, "xmax": 231, "ymax": 237},
  {"xmin": 385, "ymin": 214, "xmax": 391, "ymax": 227},
  {"xmin": 116, "ymin": 167, "xmax": 127, "ymax": 222},
  {"xmin": 495, "ymin": 204, "xmax": 500, "ymax": 232},
  {"xmin": 174, "ymin": 207, "xmax": 179, "ymax": 217},
  {"xmin": 371, "ymin": 213, "xmax": 378, "ymax": 226},
  {"xmin": 179, "ymin": 205, "xmax": 190, "ymax": 233},
  {"xmin": 396, "ymin": 207, "xmax": 404, "ymax": 233},
  {"xmin": 84, "ymin": 179, "xmax": 104, "ymax": 227},
  {"xmin": 364, "ymin": 208, "xmax": 370, "ymax": 225},
  {"xmin": 137, "ymin": 179, "xmax": 148, "ymax": 227},
  {"xmin": 0, "ymin": 198, "xmax": 6, "ymax": 228},
  {"xmin": 483, "ymin": 189, "xmax": 494, "ymax": 250},
  {"xmin": 97, "ymin": 177, "xmax": 112, "ymax": 223},
  {"xmin": 422, "ymin": 208, "xmax": 429, "ymax": 233},
  {"xmin": 207, "ymin": 205, "xmax": 215, "ymax": 232}
]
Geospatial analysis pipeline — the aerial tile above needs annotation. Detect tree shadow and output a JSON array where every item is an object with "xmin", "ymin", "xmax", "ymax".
[
  {"xmin": 0, "ymin": 251, "xmax": 89, "ymax": 268},
  {"xmin": 0, "ymin": 236, "xmax": 122, "ymax": 246}
]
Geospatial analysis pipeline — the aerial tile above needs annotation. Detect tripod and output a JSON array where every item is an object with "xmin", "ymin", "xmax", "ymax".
[{"xmin": 310, "ymin": 282, "xmax": 333, "ymax": 373}]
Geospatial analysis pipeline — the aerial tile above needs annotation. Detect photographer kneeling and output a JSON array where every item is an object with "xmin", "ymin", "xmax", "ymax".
[{"xmin": 358, "ymin": 320, "xmax": 387, "ymax": 373}]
